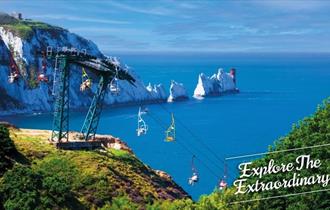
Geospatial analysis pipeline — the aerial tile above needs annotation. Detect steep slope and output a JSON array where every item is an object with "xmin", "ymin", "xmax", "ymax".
[
  {"xmin": 0, "ymin": 126, "xmax": 190, "ymax": 209},
  {"xmin": 0, "ymin": 13, "xmax": 167, "ymax": 115}
]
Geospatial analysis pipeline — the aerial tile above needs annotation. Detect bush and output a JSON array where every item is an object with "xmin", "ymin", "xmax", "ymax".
[
  {"xmin": 0, "ymin": 158, "xmax": 75, "ymax": 210},
  {"xmin": 0, "ymin": 125, "xmax": 15, "ymax": 155},
  {"xmin": 0, "ymin": 125, "xmax": 16, "ymax": 175},
  {"xmin": 100, "ymin": 196, "xmax": 139, "ymax": 210},
  {"xmin": 0, "ymin": 165, "xmax": 42, "ymax": 210}
]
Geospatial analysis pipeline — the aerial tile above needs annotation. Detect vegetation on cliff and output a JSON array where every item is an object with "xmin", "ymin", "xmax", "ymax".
[
  {"xmin": 1, "ymin": 18, "xmax": 64, "ymax": 40},
  {"xmin": 0, "ymin": 128, "xmax": 189, "ymax": 209}
]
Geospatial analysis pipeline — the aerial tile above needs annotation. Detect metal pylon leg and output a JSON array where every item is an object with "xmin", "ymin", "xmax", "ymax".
[
  {"xmin": 81, "ymin": 75, "xmax": 110, "ymax": 141},
  {"xmin": 51, "ymin": 57, "xmax": 69, "ymax": 142}
]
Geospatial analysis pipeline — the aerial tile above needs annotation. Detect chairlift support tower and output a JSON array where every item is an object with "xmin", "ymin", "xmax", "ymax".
[
  {"xmin": 51, "ymin": 56, "xmax": 70, "ymax": 142},
  {"xmin": 80, "ymin": 74, "xmax": 111, "ymax": 140},
  {"xmin": 45, "ymin": 47, "xmax": 135, "ymax": 143}
]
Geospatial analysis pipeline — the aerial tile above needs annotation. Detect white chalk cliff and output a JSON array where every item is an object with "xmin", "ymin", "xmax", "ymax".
[
  {"xmin": 193, "ymin": 68, "xmax": 238, "ymax": 98},
  {"xmin": 0, "ymin": 14, "xmax": 167, "ymax": 115},
  {"xmin": 167, "ymin": 80, "xmax": 188, "ymax": 102}
]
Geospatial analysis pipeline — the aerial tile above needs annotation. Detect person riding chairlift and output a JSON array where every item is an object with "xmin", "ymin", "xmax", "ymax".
[
  {"xmin": 8, "ymin": 56, "xmax": 19, "ymax": 83},
  {"xmin": 80, "ymin": 79, "xmax": 92, "ymax": 91},
  {"xmin": 188, "ymin": 155, "xmax": 199, "ymax": 186},
  {"xmin": 8, "ymin": 72, "xmax": 19, "ymax": 83},
  {"xmin": 219, "ymin": 179, "xmax": 227, "ymax": 190},
  {"xmin": 38, "ymin": 63, "xmax": 49, "ymax": 82},
  {"xmin": 109, "ymin": 68, "xmax": 120, "ymax": 95},
  {"xmin": 37, "ymin": 52, "xmax": 49, "ymax": 83},
  {"xmin": 80, "ymin": 68, "xmax": 92, "ymax": 91},
  {"xmin": 219, "ymin": 162, "xmax": 228, "ymax": 190},
  {"xmin": 37, "ymin": 73, "xmax": 48, "ymax": 82},
  {"xmin": 188, "ymin": 172, "xmax": 199, "ymax": 186}
]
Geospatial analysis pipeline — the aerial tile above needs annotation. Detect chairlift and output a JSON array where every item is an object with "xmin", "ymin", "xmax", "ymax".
[
  {"xmin": 188, "ymin": 155, "xmax": 199, "ymax": 186},
  {"xmin": 8, "ymin": 72, "xmax": 19, "ymax": 84},
  {"xmin": 37, "ymin": 53, "xmax": 48, "ymax": 83},
  {"xmin": 80, "ymin": 49, "xmax": 87, "ymax": 56},
  {"xmin": 219, "ymin": 179, "xmax": 227, "ymax": 190},
  {"xmin": 218, "ymin": 162, "xmax": 227, "ymax": 190},
  {"xmin": 80, "ymin": 67, "xmax": 92, "ymax": 92},
  {"xmin": 46, "ymin": 46, "xmax": 52, "ymax": 56},
  {"xmin": 136, "ymin": 106, "xmax": 148, "ymax": 136},
  {"xmin": 140, "ymin": 107, "xmax": 148, "ymax": 115},
  {"xmin": 8, "ymin": 52, "xmax": 19, "ymax": 84},
  {"xmin": 109, "ymin": 67, "xmax": 120, "ymax": 95},
  {"xmin": 165, "ymin": 113, "xmax": 175, "ymax": 142}
]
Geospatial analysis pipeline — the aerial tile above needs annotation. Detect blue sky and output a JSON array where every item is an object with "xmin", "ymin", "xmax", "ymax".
[{"xmin": 1, "ymin": 0, "xmax": 330, "ymax": 53}]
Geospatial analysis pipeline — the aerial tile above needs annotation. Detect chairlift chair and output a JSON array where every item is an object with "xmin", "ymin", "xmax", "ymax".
[
  {"xmin": 37, "ymin": 73, "xmax": 48, "ymax": 82},
  {"xmin": 8, "ymin": 53, "xmax": 19, "ymax": 84},
  {"xmin": 219, "ymin": 179, "xmax": 227, "ymax": 190},
  {"xmin": 136, "ymin": 106, "xmax": 148, "ymax": 136},
  {"xmin": 188, "ymin": 155, "xmax": 199, "ymax": 186},
  {"xmin": 109, "ymin": 67, "xmax": 120, "ymax": 95},
  {"xmin": 80, "ymin": 67, "xmax": 92, "ymax": 92},
  {"xmin": 37, "ymin": 51, "xmax": 49, "ymax": 83},
  {"xmin": 8, "ymin": 72, "xmax": 19, "ymax": 83},
  {"xmin": 219, "ymin": 161, "xmax": 227, "ymax": 190},
  {"xmin": 46, "ymin": 46, "xmax": 53, "ymax": 56},
  {"xmin": 165, "ymin": 113, "xmax": 175, "ymax": 142}
]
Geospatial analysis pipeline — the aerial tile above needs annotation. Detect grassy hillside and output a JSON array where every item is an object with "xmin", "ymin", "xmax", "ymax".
[
  {"xmin": 0, "ymin": 128, "xmax": 189, "ymax": 209},
  {"xmin": 1, "ymin": 18, "xmax": 65, "ymax": 40}
]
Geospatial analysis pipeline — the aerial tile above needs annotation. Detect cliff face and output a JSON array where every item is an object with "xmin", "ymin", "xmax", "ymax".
[
  {"xmin": 167, "ymin": 80, "xmax": 188, "ymax": 102},
  {"xmin": 0, "ymin": 16, "xmax": 166, "ymax": 115}
]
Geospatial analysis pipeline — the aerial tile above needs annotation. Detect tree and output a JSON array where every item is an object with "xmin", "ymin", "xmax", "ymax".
[
  {"xmin": 0, "ymin": 125, "xmax": 16, "ymax": 175},
  {"xmin": 0, "ymin": 165, "xmax": 42, "ymax": 210},
  {"xmin": 100, "ymin": 196, "xmax": 139, "ymax": 210},
  {"xmin": 241, "ymin": 99, "xmax": 330, "ymax": 210}
]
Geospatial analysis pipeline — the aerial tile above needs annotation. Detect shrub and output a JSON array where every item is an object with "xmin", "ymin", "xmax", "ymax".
[
  {"xmin": 0, "ymin": 125, "xmax": 16, "ymax": 175},
  {"xmin": 0, "ymin": 165, "xmax": 42, "ymax": 210}
]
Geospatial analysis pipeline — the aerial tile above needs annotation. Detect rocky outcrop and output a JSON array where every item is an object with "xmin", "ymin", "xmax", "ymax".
[
  {"xmin": 146, "ymin": 82, "xmax": 167, "ymax": 101},
  {"xmin": 167, "ymin": 80, "xmax": 188, "ymax": 102},
  {"xmin": 154, "ymin": 169, "xmax": 172, "ymax": 180},
  {"xmin": 0, "ymin": 15, "xmax": 167, "ymax": 115},
  {"xmin": 193, "ymin": 68, "xmax": 239, "ymax": 98}
]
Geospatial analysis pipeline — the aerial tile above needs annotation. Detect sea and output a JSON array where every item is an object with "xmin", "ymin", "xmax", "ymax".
[{"xmin": 3, "ymin": 52, "xmax": 330, "ymax": 199}]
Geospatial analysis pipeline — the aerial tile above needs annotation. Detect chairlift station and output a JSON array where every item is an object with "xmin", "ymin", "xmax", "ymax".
[{"xmin": 39, "ymin": 47, "xmax": 135, "ymax": 148}]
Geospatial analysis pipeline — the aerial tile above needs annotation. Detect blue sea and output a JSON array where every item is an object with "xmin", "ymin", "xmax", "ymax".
[{"xmin": 3, "ymin": 52, "xmax": 330, "ymax": 199}]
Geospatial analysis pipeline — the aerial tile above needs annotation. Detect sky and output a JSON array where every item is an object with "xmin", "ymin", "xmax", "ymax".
[{"xmin": 1, "ymin": 0, "xmax": 330, "ymax": 53}]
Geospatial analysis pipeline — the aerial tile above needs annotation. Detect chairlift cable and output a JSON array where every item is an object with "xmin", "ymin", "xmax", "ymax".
[
  {"xmin": 147, "ymin": 111, "xmax": 220, "ymax": 179},
  {"xmin": 119, "ymin": 85, "xmax": 216, "ymax": 175},
  {"xmin": 116, "ymin": 66, "xmax": 231, "ymax": 181},
  {"xmin": 155, "ymin": 102, "xmax": 236, "ymax": 177},
  {"xmin": 148, "ymin": 110, "xmax": 225, "ymax": 176},
  {"xmin": 120, "ymin": 83, "xmax": 226, "ymax": 179}
]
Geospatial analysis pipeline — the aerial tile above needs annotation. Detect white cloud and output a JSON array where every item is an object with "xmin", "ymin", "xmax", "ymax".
[
  {"xmin": 106, "ymin": 1, "xmax": 172, "ymax": 16},
  {"xmin": 30, "ymin": 14, "xmax": 130, "ymax": 25},
  {"xmin": 254, "ymin": 0, "xmax": 329, "ymax": 11}
]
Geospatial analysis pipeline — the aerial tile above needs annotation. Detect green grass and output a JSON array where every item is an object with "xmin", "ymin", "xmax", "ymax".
[
  {"xmin": 4, "ymin": 128, "xmax": 189, "ymax": 209},
  {"xmin": 2, "ymin": 20, "xmax": 63, "ymax": 40},
  {"xmin": 109, "ymin": 148, "xmax": 130, "ymax": 157}
]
